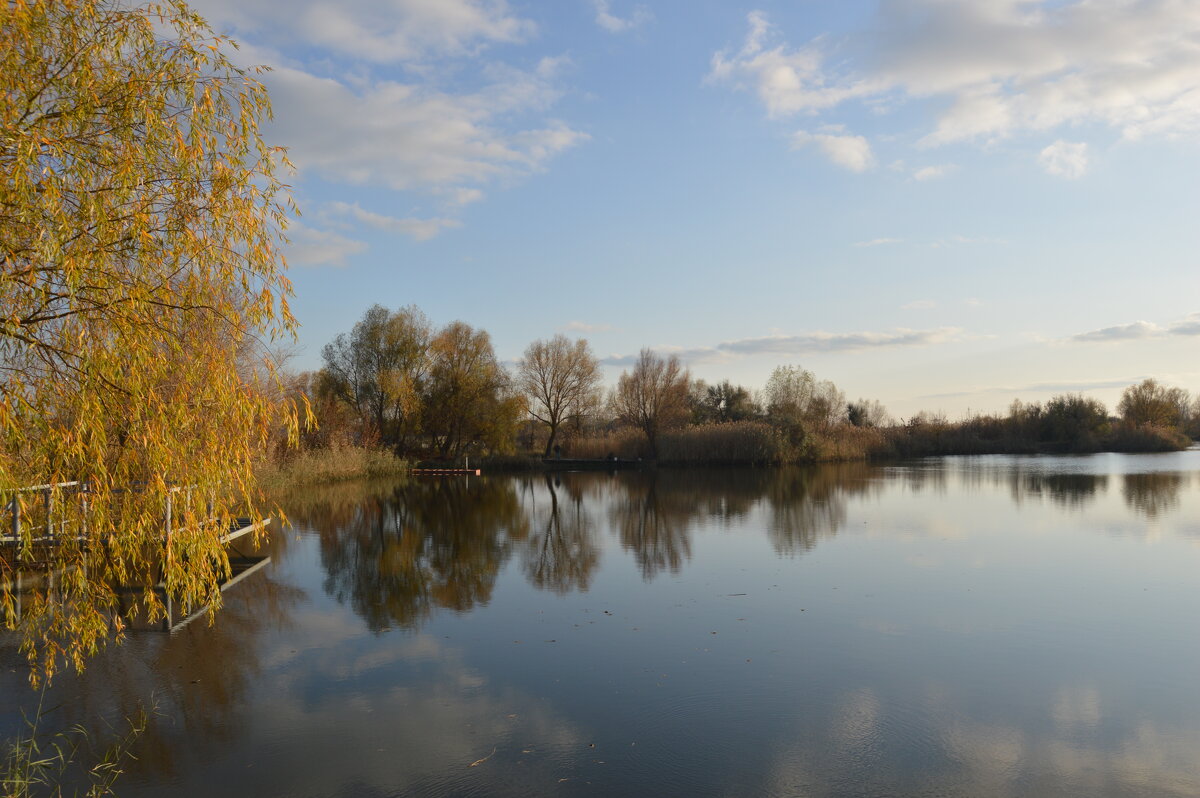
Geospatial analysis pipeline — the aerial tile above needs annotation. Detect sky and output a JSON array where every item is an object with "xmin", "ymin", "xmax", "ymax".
[{"xmin": 189, "ymin": 0, "xmax": 1200, "ymax": 419}]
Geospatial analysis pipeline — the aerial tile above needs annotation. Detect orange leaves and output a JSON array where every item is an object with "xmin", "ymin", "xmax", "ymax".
[{"xmin": 1, "ymin": 0, "xmax": 298, "ymax": 683}]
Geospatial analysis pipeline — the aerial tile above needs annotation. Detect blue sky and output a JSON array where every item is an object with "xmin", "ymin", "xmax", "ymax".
[{"xmin": 192, "ymin": 0, "xmax": 1200, "ymax": 418}]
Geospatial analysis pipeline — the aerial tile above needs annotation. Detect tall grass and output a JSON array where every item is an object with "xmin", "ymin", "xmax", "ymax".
[
  {"xmin": 256, "ymin": 444, "xmax": 409, "ymax": 491},
  {"xmin": 2, "ymin": 692, "xmax": 148, "ymax": 798},
  {"xmin": 656, "ymin": 422, "xmax": 783, "ymax": 464},
  {"xmin": 880, "ymin": 418, "xmax": 1192, "ymax": 458}
]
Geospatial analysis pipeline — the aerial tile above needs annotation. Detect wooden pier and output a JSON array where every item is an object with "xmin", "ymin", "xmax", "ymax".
[
  {"xmin": 541, "ymin": 458, "xmax": 645, "ymax": 471},
  {"xmin": 1, "ymin": 482, "xmax": 274, "ymax": 632}
]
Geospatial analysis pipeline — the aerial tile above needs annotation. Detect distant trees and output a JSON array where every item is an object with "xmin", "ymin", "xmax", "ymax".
[
  {"xmin": 1041, "ymin": 394, "xmax": 1109, "ymax": 444},
  {"xmin": 319, "ymin": 305, "xmax": 431, "ymax": 448},
  {"xmin": 316, "ymin": 308, "xmax": 519, "ymax": 458},
  {"xmin": 611, "ymin": 350, "xmax": 691, "ymax": 457},
  {"xmin": 423, "ymin": 322, "xmax": 523, "ymax": 458},
  {"xmin": 310, "ymin": 306, "xmax": 1200, "ymax": 464},
  {"xmin": 692, "ymin": 380, "xmax": 759, "ymax": 424},
  {"xmin": 847, "ymin": 399, "xmax": 890, "ymax": 428},
  {"xmin": 763, "ymin": 365, "xmax": 845, "ymax": 443},
  {"xmin": 1118, "ymin": 379, "xmax": 1190, "ymax": 429},
  {"xmin": 517, "ymin": 335, "xmax": 603, "ymax": 457}
]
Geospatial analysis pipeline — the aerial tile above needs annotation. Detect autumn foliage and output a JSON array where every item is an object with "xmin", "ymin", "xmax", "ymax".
[{"xmin": 1, "ymin": 0, "xmax": 298, "ymax": 681}]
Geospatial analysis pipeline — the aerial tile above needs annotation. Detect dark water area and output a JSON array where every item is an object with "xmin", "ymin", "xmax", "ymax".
[{"xmin": 6, "ymin": 452, "xmax": 1200, "ymax": 796}]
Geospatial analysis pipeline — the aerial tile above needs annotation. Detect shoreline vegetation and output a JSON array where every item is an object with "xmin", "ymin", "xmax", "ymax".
[{"xmin": 266, "ymin": 303, "xmax": 1200, "ymax": 481}]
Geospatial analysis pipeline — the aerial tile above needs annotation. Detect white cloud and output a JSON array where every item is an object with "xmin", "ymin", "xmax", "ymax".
[
  {"xmin": 710, "ymin": 11, "xmax": 877, "ymax": 118},
  {"xmin": 1170, "ymin": 314, "xmax": 1200, "ymax": 336},
  {"xmin": 854, "ymin": 237, "xmax": 904, "ymax": 248},
  {"xmin": 441, "ymin": 187, "xmax": 486, "ymax": 207},
  {"xmin": 263, "ymin": 64, "xmax": 588, "ymax": 194},
  {"xmin": 285, "ymin": 222, "xmax": 368, "ymax": 268},
  {"xmin": 712, "ymin": 5, "xmax": 1200, "ymax": 155},
  {"xmin": 591, "ymin": 0, "xmax": 651, "ymax": 33},
  {"xmin": 1039, "ymin": 140, "xmax": 1089, "ymax": 179},
  {"xmin": 183, "ymin": 0, "xmax": 585, "ymax": 235},
  {"xmin": 562, "ymin": 321, "xmax": 614, "ymax": 333},
  {"xmin": 602, "ymin": 327, "xmax": 962, "ymax": 365},
  {"xmin": 930, "ymin": 235, "xmax": 1008, "ymax": 248},
  {"xmin": 328, "ymin": 202, "xmax": 462, "ymax": 241},
  {"xmin": 914, "ymin": 164, "xmax": 956, "ymax": 181},
  {"xmin": 1072, "ymin": 320, "xmax": 1162, "ymax": 342},
  {"xmin": 190, "ymin": 0, "xmax": 533, "ymax": 63},
  {"xmin": 1069, "ymin": 314, "xmax": 1200, "ymax": 342},
  {"xmin": 792, "ymin": 130, "xmax": 875, "ymax": 172}
]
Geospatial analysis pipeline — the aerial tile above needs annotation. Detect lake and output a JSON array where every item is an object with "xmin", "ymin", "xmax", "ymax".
[{"xmin": 5, "ymin": 452, "xmax": 1200, "ymax": 797}]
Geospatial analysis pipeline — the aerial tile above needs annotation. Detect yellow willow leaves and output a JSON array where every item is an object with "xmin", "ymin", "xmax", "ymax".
[{"xmin": 1, "ymin": 0, "xmax": 303, "ymax": 683}]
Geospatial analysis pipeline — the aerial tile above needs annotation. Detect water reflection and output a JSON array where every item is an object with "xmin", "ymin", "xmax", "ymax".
[
  {"xmin": 521, "ymin": 475, "xmax": 599, "ymax": 594},
  {"xmin": 315, "ymin": 477, "xmax": 528, "ymax": 631},
  {"xmin": 0, "ymin": 531, "xmax": 303, "ymax": 786},
  {"xmin": 1121, "ymin": 472, "xmax": 1186, "ymax": 519},
  {"xmin": 611, "ymin": 472, "xmax": 695, "ymax": 579},
  {"xmin": 7, "ymin": 454, "xmax": 1200, "ymax": 798},
  {"xmin": 894, "ymin": 455, "xmax": 1198, "ymax": 520},
  {"xmin": 1013, "ymin": 472, "xmax": 1107, "ymax": 510},
  {"xmin": 766, "ymin": 464, "xmax": 876, "ymax": 556}
]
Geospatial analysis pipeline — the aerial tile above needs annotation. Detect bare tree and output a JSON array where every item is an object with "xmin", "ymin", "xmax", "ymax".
[
  {"xmin": 518, "ymin": 335, "xmax": 603, "ymax": 457},
  {"xmin": 611, "ymin": 349, "xmax": 691, "ymax": 458}
]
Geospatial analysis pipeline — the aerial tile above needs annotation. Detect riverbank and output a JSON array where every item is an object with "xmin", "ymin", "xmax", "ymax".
[
  {"xmin": 258, "ymin": 421, "xmax": 1194, "ymax": 485},
  {"xmin": 256, "ymin": 445, "xmax": 410, "ymax": 491}
]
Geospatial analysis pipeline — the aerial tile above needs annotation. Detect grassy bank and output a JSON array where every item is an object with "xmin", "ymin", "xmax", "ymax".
[
  {"xmin": 264, "ymin": 420, "xmax": 1192, "ymax": 485},
  {"xmin": 563, "ymin": 419, "xmax": 1191, "ymax": 466},
  {"xmin": 257, "ymin": 445, "xmax": 409, "ymax": 491},
  {"xmin": 567, "ymin": 422, "xmax": 886, "ymax": 465},
  {"xmin": 877, "ymin": 419, "xmax": 1191, "ymax": 459}
]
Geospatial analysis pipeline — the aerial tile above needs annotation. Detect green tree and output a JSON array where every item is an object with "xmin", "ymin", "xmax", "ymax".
[
  {"xmin": 703, "ymin": 380, "xmax": 758, "ymax": 424},
  {"xmin": 1, "ymin": 0, "xmax": 297, "ymax": 681},
  {"xmin": 319, "ymin": 304, "xmax": 431, "ymax": 450},
  {"xmin": 517, "ymin": 334, "xmax": 602, "ymax": 457},
  {"xmin": 422, "ymin": 322, "xmax": 522, "ymax": 458},
  {"xmin": 1118, "ymin": 379, "xmax": 1189, "ymax": 429},
  {"xmin": 846, "ymin": 398, "xmax": 889, "ymax": 428},
  {"xmin": 1041, "ymin": 394, "xmax": 1109, "ymax": 445}
]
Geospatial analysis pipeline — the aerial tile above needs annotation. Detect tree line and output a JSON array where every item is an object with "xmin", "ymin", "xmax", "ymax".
[{"xmin": 295, "ymin": 304, "xmax": 1200, "ymax": 465}]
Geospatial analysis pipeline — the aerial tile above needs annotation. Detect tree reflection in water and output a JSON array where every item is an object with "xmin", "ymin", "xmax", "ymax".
[
  {"xmin": 610, "ymin": 472, "xmax": 696, "ymax": 580},
  {"xmin": 766, "ymin": 464, "xmax": 876, "ymax": 556},
  {"xmin": 1010, "ymin": 472, "xmax": 1108, "ymax": 510},
  {"xmin": 314, "ymin": 477, "xmax": 528, "ymax": 631},
  {"xmin": 1122, "ymin": 472, "xmax": 1186, "ymax": 519},
  {"xmin": 520, "ymin": 474, "xmax": 599, "ymax": 594},
  {"xmin": 0, "ymin": 531, "xmax": 303, "ymax": 785}
]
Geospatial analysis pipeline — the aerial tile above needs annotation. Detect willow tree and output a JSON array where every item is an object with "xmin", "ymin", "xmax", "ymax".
[
  {"xmin": 422, "ymin": 322, "xmax": 523, "ymax": 458},
  {"xmin": 1, "ymin": 0, "xmax": 299, "ymax": 682}
]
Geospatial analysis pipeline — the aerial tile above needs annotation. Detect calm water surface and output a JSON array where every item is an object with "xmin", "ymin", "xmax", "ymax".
[{"xmin": 5, "ymin": 452, "xmax": 1200, "ymax": 797}]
